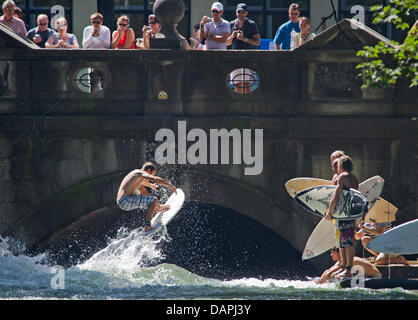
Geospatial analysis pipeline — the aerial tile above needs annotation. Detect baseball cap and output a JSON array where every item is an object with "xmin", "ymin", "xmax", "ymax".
[
  {"xmin": 236, "ymin": 3, "xmax": 248, "ymax": 11},
  {"xmin": 211, "ymin": 2, "xmax": 223, "ymax": 12}
]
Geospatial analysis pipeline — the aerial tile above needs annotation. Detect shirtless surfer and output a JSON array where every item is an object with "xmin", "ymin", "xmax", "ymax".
[
  {"xmin": 325, "ymin": 155, "xmax": 359, "ymax": 278},
  {"xmin": 116, "ymin": 162, "xmax": 177, "ymax": 233},
  {"xmin": 316, "ymin": 247, "xmax": 381, "ymax": 284}
]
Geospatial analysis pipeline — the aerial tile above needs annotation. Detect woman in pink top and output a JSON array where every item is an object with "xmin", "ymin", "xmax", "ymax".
[{"xmin": 112, "ymin": 16, "xmax": 135, "ymax": 49}]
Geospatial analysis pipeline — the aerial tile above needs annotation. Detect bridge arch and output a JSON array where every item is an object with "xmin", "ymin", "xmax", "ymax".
[{"xmin": 6, "ymin": 167, "xmax": 311, "ymax": 262}]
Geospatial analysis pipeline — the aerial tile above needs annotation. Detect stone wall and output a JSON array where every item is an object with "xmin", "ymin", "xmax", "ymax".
[{"xmin": 0, "ymin": 21, "xmax": 417, "ymax": 270}]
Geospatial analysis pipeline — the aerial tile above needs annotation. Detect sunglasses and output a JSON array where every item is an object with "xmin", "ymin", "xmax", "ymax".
[
  {"xmin": 118, "ymin": 23, "xmax": 128, "ymax": 26},
  {"xmin": 211, "ymin": 10, "xmax": 220, "ymax": 13},
  {"xmin": 149, "ymin": 21, "xmax": 158, "ymax": 24}
]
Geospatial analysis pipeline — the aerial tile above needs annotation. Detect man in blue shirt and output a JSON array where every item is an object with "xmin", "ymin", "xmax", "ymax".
[{"xmin": 274, "ymin": 3, "xmax": 300, "ymax": 50}]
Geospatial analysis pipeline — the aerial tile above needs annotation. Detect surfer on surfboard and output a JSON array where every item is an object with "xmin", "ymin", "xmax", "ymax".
[
  {"xmin": 325, "ymin": 155, "xmax": 359, "ymax": 278},
  {"xmin": 116, "ymin": 162, "xmax": 177, "ymax": 233}
]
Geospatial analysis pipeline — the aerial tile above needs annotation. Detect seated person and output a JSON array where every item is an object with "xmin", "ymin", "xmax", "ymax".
[
  {"xmin": 82, "ymin": 12, "xmax": 111, "ymax": 49},
  {"xmin": 0, "ymin": 0, "xmax": 26, "ymax": 37},
  {"xmin": 45, "ymin": 17, "xmax": 79, "ymax": 48},
  {"xmin": 112, "ymin": 15, "xmax": 135, "ymax": 49},
  {"xmin": 317, "ymin": 247, "xmax": 381, "ymax": 284},
  {"xmin": 296, "ymin": 17, "xmax": 315, "ymax": 48},
  {"xmin": 26, "ymin": 14, "xmax": 55, "ymax": 48},
  {"xmin": 355, "ymin": 221, "xmax": 409, "ymax": 266}
]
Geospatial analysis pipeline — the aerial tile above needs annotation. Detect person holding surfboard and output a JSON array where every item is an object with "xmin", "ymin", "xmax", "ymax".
[
  {"xmin": 325, "ymin": 155, "xmax": 359, "ymax": 278},
  {"xmin": 116, "ymin": 162, "xmax": 177, "ymax": 233}
]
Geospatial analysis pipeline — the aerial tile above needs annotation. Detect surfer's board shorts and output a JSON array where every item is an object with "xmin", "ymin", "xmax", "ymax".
[
  {"xmin": 338, "ymin": 220, "xmax": 356, "ymax": 248},
  {"xmin": 117, "ymin": 195, "xmax": 154, "ymax": 211}
]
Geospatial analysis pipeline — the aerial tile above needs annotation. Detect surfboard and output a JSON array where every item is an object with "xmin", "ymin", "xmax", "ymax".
[
  {"xmin": 285, "ymin": 176, "xmax": 384, "ymax": 205},
  {"xmin": 294, "ymin": 185, "xmax": 368, "ymax": 220},
  {"xmin": 285, "ymin": 178, "xmax": 332, "ymax": 198},
  {"xmin": 366, "ymin": 218, "xmax": 418, "ymax": 255},
  {"xmin": 357, "ymin": 175, "xmax": 384, "ymax": 205},
  {"xmin": 364, "ymin": 197, "xmax": 397, "ymax": 223},
  {"xmin": 302, "ymin": 217, "xmax": 338, "ymax": 260},
  {"xmin": 145, "ymin": 188, "xmax": 185, "ymax": 236}
]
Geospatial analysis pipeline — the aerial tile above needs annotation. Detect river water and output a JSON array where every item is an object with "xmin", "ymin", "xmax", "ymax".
[{"xmin": 0, "ymin": 227, "xmax": 417, "ymax": 301}]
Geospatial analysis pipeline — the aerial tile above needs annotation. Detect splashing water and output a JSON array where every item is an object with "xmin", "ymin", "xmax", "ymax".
[{"xmin": 1, "ymin": 229, "xmax": 417, "ymax": 300}]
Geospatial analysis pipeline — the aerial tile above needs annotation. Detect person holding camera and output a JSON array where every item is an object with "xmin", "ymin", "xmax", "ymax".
[
  {"xmin": 199, "ymin": 2, "xmax": 230, "ymax": 50},
  {"xmin": 226, "ymin": 3, "xmax": 260, "ymax": 49},
  {"xmin": 141, "ymin": 14, "xmax": 160, "ymax": 49},
  {"xmin": 27, "ymin": 14, "xmax": 54, "ymax": 48}
]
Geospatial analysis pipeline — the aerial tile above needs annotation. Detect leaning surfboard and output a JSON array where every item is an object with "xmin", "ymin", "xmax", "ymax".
[
  {"xmin": 302, "ymin": 217, "xmax": 338, "ymax": 260},
  {"xmin": 364, "ymin": 197, "xmax": 397, "ymax": 223},
  {"xmin": 146, "ymin": 188, "xmax": 185, "ymax": 235},
  {"xmin": 295, "ymin": 185, "xmax": 368, "ymax": 220},
  {"xmin": 366, "ymin": 218, "xmax": 418, "ymax": 255}
]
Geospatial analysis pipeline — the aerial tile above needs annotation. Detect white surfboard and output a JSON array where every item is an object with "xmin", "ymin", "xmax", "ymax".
[
  {"xmin": 358, "ymin": 175, "xmax": 384, "ymax": 206},
  {"xmin": 146, "ymin": 188, "xmax": 185, "ymax": 235},
  {"xmin": 367, "ymin": 218, "xmax": 418, "ymax": 255},
  {"xmin": 286, "ymin": 176, "xmax": 384, "ymax": 207},
  {"xmin": 285, "ymin": 178, "xmax": 332, "ymax": 198},
  {"xmin": 295, "ymin": 185, "xmax": 368, "ymax": 220},
  {"xmin": 302, "ymin": 217, "xmax": 338, "ymax": 260}
]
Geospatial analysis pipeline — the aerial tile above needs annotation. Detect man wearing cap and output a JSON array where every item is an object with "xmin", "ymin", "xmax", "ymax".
[
  {"xmin": 227, "ymin": 3, "xmax": 260, "ymax": 49},
  {"xmin": 273, "ymin": 2, "xmax": 301, "ymax": 50},
  {"xmin": 199, "ymin": 2, "xmax": 230, "ymax": 50},
  {"xmin": 27, "ymin": 14, "xmax": 55, "ymax": 48}
]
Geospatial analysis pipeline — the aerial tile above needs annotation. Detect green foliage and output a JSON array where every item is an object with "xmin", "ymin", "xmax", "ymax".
[{"xmin": 356, "ymin": 0, "xmax": 417, "ymax": 88}]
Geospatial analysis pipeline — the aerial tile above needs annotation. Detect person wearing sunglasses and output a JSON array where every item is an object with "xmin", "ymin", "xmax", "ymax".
[
  {"xmin": 141, "ymin": 14, "xmax": 160, "ymax": 49},
  {"xmin": 27, "ymin": 14, "xmax": 54, "ymax": 48},
  {"xmin": 82, "ymin": 12, "xmax": 111, "ymax": 49},
  {"xmin": 112, "ymin": 15, "xmax": 135, "ymax": 49},
  {"xmin": 45, "ymin": 17, "xmax": 79, "ymax": 48},
  {"xmin": 199, "ymin": 2, "xmax": 230, "ymax": 50},
  {"xmin": 0, "ymin": 0, "xmax": 26, "ymax": 37},
  {"xmin": 273, "ymin": 2, "xmax": 301, "ymax": 50},
  {"xmin": 226, "ymin": 3, "xmax": 260, "ymax": 50}
]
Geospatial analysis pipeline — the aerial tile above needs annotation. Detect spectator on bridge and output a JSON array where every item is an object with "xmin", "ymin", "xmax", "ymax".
[
  {"xmin": 141, "ymin": 14, "xmax": 160, "ymax": 49},
  {"xmin": 273, "ymin": 3, "xmax": 300, "ymax": 50},
  {"xmin": 199, "ymin": 2, "xmax": 230, "ymax": 50},
  {"xmin": 0, "ymin": 0, "xmax": 27, "ymax": 37},
  {"xmin": 13, "ymin": 6, "xmax": 28, "ymax": 30},
  {"xmin": 45, "ymin": 17, "xmax": 79, "ymax": 49},
  {"xmin": 189, "ymin": 23, "xmax": 204, "ymax": 50},
  {"xmin": 27, "ymin": 14, "xmax": 55, "ymax": 48},
  {"xmin": 112, "ymin": 15, "xmax": 135, "ymax": 49},
  {"xmin": 296, "ymin": 17, "xmax": 316, "ymax": 47},
  {"xmin": 82, "ymin": 12, "xmax": 111, "ymax": 49},
  {"xmin": 227, "ymin": 3, "xmax": 260, "ymax": 49}
]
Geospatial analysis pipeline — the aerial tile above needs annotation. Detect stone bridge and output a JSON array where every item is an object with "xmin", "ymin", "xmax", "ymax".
[{"xmin": 0, "ymin": 20, "xmax": 417, "ymax": 270}]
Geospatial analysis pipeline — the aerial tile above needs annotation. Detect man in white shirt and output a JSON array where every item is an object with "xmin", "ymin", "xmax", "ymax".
[
  {"xmin": 199, "ymin": 2, "xmax": 230, "ymax": 50},
  {"xmin": 82, "ymin": 12, "xmax": 111, "ymax": 49}
]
